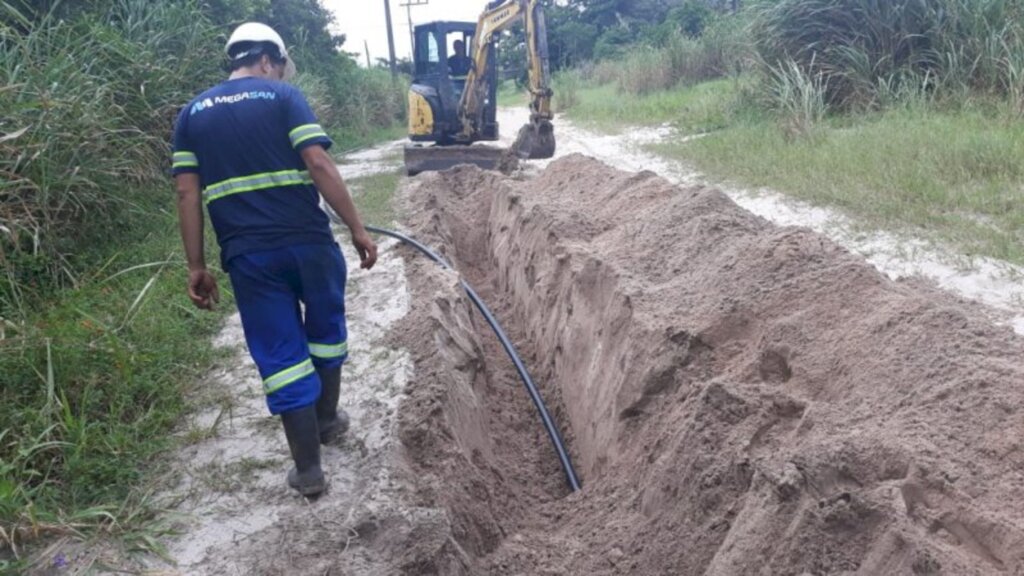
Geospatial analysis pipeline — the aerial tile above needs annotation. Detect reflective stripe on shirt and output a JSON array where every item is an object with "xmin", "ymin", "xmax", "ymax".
[
  {"xmin": 203, "ymin": 169, "xmax": 315, "ymax": 204},
  {"xmin": 289, "ymin": 123, "xmax": 329, "ymax": 148},
  {"xmin": 173, "ymin": 151, "xmax": 199, "ymax": 169}
]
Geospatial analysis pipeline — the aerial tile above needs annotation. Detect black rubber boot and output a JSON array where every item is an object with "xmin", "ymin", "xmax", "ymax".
[
  {"xmin": 280, "ymin": 405, "xmax": 326, "ymax": 497},
  {"xmin": 315, "ymin": 365, "xmax": 350, "ymax": 444}
]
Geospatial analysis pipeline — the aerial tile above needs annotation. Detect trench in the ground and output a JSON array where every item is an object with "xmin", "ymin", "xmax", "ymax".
[
  {"xmin": 394, "ymin": 165, "xmax": 676, "ymax": 568},
  {"xmin": 392, "ymin": 185, "xmax": 576, "ymax": 569},
  {"xmin": 395, "ymin": 159, "xmax": 1024, "ymax": 575}
]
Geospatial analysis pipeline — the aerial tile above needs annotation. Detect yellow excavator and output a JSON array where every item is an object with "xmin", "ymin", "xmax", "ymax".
[{"xmin": 404, "ymin": 0, "xmax": 555, "ymax": 175}]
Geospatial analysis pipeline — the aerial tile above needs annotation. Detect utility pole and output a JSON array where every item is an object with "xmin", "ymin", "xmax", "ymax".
[
  {"xmin": 364, "ymin": 40, "xmax": 372, "ymax": 69},
  {"xmin": 383, "ymin": 0, "xmax": 398, "ymax": 78},
  {"xmin": 400, "ymin": 0, "xmax": 429, "ymax": 60}
]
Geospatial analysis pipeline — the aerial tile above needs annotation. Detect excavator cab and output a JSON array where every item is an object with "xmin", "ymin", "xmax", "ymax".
[{"xmin": 408, "ymin": 21, "xmax": 499, "ymax": 145}]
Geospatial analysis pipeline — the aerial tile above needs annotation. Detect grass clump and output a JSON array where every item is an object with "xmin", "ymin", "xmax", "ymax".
[
  {"xmin": 761, "ymin": 58, "xmax": 829, "ymax": 138},
  {"xmin": 347, "ymin": 170, "xmax": 402, "ymax": 227}
]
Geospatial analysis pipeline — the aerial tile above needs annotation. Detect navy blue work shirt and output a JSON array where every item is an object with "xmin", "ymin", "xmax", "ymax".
[{"xmin": 172, "ymin": 77, "xmax": 335, "ymax": 268}]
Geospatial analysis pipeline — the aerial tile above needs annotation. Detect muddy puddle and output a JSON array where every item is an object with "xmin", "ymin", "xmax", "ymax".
[{"xmin": 338, "ymin": 140, "xmax": 405, "ymax": 179}]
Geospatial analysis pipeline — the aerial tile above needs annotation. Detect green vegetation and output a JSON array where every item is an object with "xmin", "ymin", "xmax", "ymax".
[
  {"xmin": 753, "ymin": 0, "xmax": 1024, "ymax": 110},
  {"xmin": 658, "ymin": 104, "xmax": 1024, "ymax": 263},
  {"xmin": 547, "ymin": 0, "xmax": 1024, "ymax": 264},
  {"xmin": 0, "ymin": 0, "xmax": 404, "ymax": 565},
  {"xmin": 554, "ymin": 76, "xmax": 742, "ymax": 133},
  {"xmin": 332, "ymin": 122, "xmax": 407, "ymax": 154},
  {"xmin": 348, "ymin": 170, "xmax": 403, "ymax": 227},
  {"xmin": 0, "ymin": 218, "xmax": 229, "ymax": 563},
  {"xmin": 497, "ymin": 80, "xmax": 529, "ymax": 108}
]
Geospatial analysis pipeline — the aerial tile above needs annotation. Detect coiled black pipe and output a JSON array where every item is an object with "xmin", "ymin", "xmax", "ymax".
[{"xmin": 364, "ymin": 224, "xmax": 582, "ymax": 493}]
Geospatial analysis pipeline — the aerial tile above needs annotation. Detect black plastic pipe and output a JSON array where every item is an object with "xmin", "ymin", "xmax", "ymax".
[{"xmin": 364, "ymin": 224, "xmax": 582, "ymax": 492}]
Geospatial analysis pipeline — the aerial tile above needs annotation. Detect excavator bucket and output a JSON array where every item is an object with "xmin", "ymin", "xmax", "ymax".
[
  {"xmin": 511, "ymin": 120, "xmax": 556, "ymax": 160},
  {"xmin": 403, "ymin": 144, "xmax": 517, "ymax": 176},
  {"xmin": 403, "ymin": 122, "xmax": 555, "ymax": 177}
]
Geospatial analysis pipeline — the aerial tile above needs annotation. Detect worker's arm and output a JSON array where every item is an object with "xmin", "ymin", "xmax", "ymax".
[
  {"xmin": 300, "ymin": 144, "xmax": 378, "ymax": 270},
  {"xmin": 175, "ymin": 173, "xmax": 219, "ymax": 310}
]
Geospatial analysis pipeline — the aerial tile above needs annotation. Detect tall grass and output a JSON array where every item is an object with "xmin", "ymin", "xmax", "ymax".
[
  {"xmin": 336, "ymin": 67, "xmax": 407, "ymax": 145},
  {"xmin": 597, "ymin": 18, "xmax": 752, "ymax": 96},
  {"xmin": 551, "ymin": 69, "xmax": 582, "ymax": 112},
  {"xmin": 296, "ymin": 69, "xmax": 407, "ymax": 151},
  {"xmin": 763, "ymin": 57, "xmax": 829, "ymax": 137},
  {"xmin": 0, "ymin": 0, "xmax": 405, "ymax": 563},
  {"xmin": 0, "ymin": 2, "xmax": 229, "ymax": 558},
  {"xmin": 0, "ymin": 1, "xmax": 220, "ymax": 312},
  {"xmin": 753, "ymin": 0, "xmax": 1024, "ymax": 109}
]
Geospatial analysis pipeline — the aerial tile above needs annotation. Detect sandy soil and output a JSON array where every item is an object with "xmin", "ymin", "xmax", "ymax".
[
  {"xmin": 397, "ymin": 156, "xmax": 1024, "ymax": 575},
  {"xmin": 494, "ymin": 108, "xmax": 1024, "ymax": 336}
]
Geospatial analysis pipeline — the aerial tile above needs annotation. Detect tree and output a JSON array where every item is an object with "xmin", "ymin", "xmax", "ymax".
[{"xmin": 543, "ymin": 3, "xmax": 600, "ymax": 69}]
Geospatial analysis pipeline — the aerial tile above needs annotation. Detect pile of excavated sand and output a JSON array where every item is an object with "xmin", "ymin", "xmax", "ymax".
[{"xmin": 392, "ymin": 155, "xmax": 1024, "ymax": 575}]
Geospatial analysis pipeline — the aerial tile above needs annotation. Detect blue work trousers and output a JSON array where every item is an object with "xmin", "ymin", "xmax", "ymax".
[{"xmin": 226, "ymin": 243, "xmax": 348, "ymax": 415}]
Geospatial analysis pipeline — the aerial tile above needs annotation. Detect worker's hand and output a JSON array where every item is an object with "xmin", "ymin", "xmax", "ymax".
[
  {"xmin": 352, "ymin": 229, "xmax": 378, "ymax": 270},
  {"xmin": 187, "ymin": 268, "xmax": 220, "ymax": 310}
]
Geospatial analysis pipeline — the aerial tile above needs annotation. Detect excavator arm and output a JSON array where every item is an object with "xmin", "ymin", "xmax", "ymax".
[{"xmin": 458, "ymin": 0, "xmax": 555, "ymax": 159}]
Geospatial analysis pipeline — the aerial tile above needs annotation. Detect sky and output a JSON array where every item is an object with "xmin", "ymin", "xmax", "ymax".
[{"xmin": 322, "ymin": 0, "xmax": 486, "ymax": 65}]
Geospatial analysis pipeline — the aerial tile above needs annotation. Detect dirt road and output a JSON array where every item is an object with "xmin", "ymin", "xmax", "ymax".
[{"xmin": 128, "ymin": 107, "xmax": 1024, "ymax": 575}]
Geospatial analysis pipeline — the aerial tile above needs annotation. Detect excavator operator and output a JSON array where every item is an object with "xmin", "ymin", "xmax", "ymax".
[{"xmin": 448, "ymin": 39, "xmax": 472, "ymax": 76}]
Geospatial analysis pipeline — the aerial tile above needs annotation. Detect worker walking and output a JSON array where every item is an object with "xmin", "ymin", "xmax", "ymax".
[{"xmin": 171, "ymin": 22, "xmax": 377, "ymax": 497}]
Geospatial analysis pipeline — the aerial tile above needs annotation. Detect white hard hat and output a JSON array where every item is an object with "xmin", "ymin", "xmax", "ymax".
[{"xmin": 225, "ymin": 22, "xmax": 296, "ymax": 81}]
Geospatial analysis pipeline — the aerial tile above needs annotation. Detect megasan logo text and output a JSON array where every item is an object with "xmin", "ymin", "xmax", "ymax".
[{"xmin": 191, "ymin": 91, "xmax": 277, "ymax": 115}]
